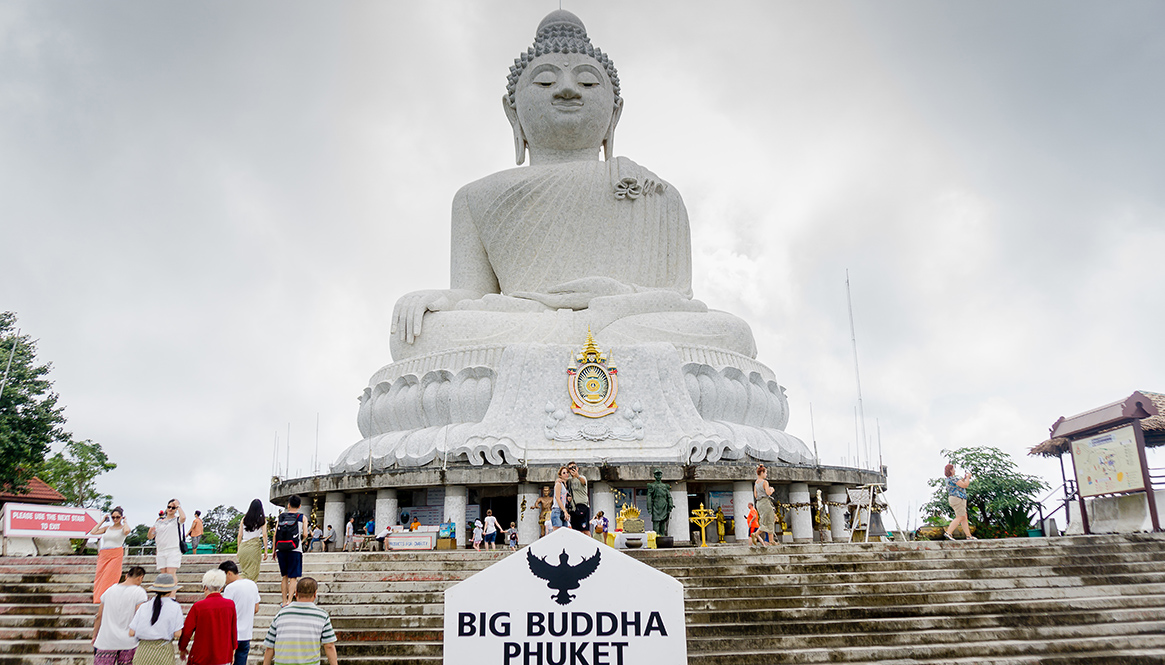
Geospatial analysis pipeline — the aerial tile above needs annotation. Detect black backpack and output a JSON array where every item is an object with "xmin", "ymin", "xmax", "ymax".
[{"xmin": 274, "ymin": 512, "xmax": 301, "ymax": 551}]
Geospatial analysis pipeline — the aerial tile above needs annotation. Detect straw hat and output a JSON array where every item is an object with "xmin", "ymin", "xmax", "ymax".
[{"xmin": 148, "ymin": 573, "xmax": 180, "ymax": 593}]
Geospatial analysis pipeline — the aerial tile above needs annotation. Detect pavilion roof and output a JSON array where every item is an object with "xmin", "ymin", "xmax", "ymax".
[
  {"xmin": 0, "ymin": 477, "xmax": 66, "ymax": 505},
  {"xmin": 1029, "ymin": 391, "xmax": 1165, "ymax": 458}
]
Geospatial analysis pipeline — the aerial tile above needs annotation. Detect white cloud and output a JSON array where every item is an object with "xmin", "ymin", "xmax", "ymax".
[{"xmin": 2, "ymin": 1, "xmax": 1162, "ymax": 530}]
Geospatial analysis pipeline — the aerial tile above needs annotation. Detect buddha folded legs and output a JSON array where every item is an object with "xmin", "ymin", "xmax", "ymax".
[{"xmin": 389, "ymin": 290, "xmax": 758, "ymax": 361}]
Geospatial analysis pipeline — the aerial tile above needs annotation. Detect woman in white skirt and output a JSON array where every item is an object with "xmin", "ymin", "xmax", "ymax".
[{"xmin": 148, "ymin": 499, "xmax": 186, "ymax": 574}]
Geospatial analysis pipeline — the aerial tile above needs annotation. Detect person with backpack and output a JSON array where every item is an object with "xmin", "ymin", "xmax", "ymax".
[{"xmin": 273, "ymin": 495, "xmax": 306, "ymax": 606}]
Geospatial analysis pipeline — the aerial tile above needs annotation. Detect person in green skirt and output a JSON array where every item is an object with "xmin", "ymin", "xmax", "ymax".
[{"xmin": 236, "ymin": 499, "xmax": 269, "ymax": 582}]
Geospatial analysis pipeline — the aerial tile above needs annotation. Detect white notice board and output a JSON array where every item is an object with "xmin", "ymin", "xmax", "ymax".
[{"xmin": 1070, "ymin": 425, "xmax": 1146, "ymax": 498}]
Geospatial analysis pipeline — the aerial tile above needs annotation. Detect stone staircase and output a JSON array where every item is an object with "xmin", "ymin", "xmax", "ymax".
[{"xmin": 1, "ymin": 534, "xmax": 1164, "ymax": 664}]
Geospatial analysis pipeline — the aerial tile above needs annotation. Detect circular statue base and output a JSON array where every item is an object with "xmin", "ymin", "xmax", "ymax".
[{"xmin": 333, "ymin": 341, "xmax": 812, "ymax": 473}]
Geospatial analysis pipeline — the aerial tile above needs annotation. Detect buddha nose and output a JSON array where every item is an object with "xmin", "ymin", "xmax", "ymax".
[{"xmin": 555, "ymin": 80, "xmax": 581, "ymax": 99}]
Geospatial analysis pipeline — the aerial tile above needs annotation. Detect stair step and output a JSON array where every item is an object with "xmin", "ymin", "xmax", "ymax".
[
  {"xmin": 1, "ymin": 534, "xmax": 1164, "ymax": 664},
  {"xmin": 690, "ymin": 632, "xmax": 1165, "ymax": 663}
]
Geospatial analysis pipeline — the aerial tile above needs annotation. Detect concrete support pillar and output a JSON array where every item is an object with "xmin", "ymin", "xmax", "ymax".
[
  {"xmin": 375, "ymin": 489, "xmax": 398, "ymax": 533},
  {"xmin": 773, "ymin": 486, "xmax": 792, "ymax": 542},
  {"xmin": 669, "ymin": 482, "xmax": 689, "ymax": 543},
  {"xmin": 323, "ymin": 492, "xmax": 345, "ymax": 552},
  {"xmin": 444, "ymin": 485, "xmax": 468, "ymax": 547},
  {"xmin": 790, "ymin": 482, "xmax": 812, "ymax": 543},
  {"xmin": 733, "ymin": 481, "xmax": 752, "ymax": 542},
  {"xmin": 592, "ymin": 482, "xmax": 616, "ymax": 532},
  {"xmin": 829, "ymin": 485, "xmax": 849, "ymax": 542},
  {"xmin": 518, "ymin": 484, "xmax": 539, "ymax": 547}
]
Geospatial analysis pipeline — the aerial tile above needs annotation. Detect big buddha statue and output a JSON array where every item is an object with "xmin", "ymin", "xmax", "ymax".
[
  {"xmin": 333, "ymin": 11, "xmax": 812, "ymax": 472},
  {"xmin": 390, "ymin": 11, "xmax": 753, "ymax": 361}
]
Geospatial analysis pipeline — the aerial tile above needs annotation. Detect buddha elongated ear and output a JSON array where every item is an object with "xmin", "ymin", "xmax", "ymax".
[
  {"xmin": 602, "ymin": 97, "xmax": 624, "ymax": 161},
  {"xmin": 503, "ymin": 95, "xmax": 527, "ymax": 166}
]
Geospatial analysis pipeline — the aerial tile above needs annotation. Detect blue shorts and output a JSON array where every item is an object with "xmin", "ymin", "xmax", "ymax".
[
  {"xmin": 484, "ymin": 532, "xmax": 496, "ymax": 543},
  {"xmin": 275, "ymin": 549, "xmax": 302, "ymax": 578},
  {"xmin": 550, "ymin": 507, "xmax": 566, "ymax": 528}
]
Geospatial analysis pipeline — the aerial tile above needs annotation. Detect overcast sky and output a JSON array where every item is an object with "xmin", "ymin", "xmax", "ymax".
[{"xmin": 3, "ymin": 1, "xmax": 1162, "ymax": 533}]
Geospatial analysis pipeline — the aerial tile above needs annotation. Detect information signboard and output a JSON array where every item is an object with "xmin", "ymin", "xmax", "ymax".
[
  {"xmin": 1071, "ymin": 425, "xmax": 1146, "ymax": 498},
  {"xmin": 1, "ymin": 503, "xmax": 102, "ymax": 539},
  {"xmin": 444, "ymin": 528, "xmax": 686, "ymax": 664},
  {"xmin": 708, "ymin": 491, "xmax": 734, "ymax": 515}
]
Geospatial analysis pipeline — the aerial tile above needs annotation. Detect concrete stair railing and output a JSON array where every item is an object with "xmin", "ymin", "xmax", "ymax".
[{"xmin": 0, "ymin": 533, "xmax": 1164, "ymax": 664}]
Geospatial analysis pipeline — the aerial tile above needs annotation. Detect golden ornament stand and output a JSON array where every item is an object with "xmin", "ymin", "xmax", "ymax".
[{"xmin": 689, "ymin": 503, "xmax": 716, "ymax": 547}]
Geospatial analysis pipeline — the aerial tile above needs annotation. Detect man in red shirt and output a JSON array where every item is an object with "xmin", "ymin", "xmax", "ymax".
[{"xmin": 179, "ymin": 568, "xmax": 237, "ymax": 665}]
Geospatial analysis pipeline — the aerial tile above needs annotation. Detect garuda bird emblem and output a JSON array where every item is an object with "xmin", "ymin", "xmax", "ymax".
[{"xmin": 527, "ymin": 547, "xmax": 601, "ymax": 605}]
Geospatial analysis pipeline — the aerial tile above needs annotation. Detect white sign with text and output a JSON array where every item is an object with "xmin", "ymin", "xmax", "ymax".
[
  {"xmin": 444, "ymin": 527, "xmax": 686, "ymax": 665},
  {"xmin": 1, "ymin": 503, "xmax": 102, "ymax": 539}
]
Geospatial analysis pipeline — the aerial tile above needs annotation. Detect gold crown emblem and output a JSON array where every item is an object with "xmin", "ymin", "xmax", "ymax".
[{"xmin": 566, "ymin": 328, "xmax": 618, "ymax": 418}]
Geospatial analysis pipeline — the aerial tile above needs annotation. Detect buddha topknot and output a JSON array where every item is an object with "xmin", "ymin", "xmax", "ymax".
[{"xmin": 506, "ymin": 10, "xmax": 621, "ymax": 107}]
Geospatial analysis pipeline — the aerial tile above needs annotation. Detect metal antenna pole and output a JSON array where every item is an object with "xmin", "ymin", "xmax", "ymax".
[
  {"xmin": 0, "ymin": 329, "xmax": 20, "ymax": 400},
  {"xmin": 854, "ymin": 406, "xmax": 860, "ymax": 469},
  {"xmin": 846, "ymin": 270, "xmax": 868, "ymax": 470},
  {"xmin": 314, "ymin": 413, "xmax": 320, "ymax": 474},
  {"xmin": 809, "ymin": 402, "xmax": 819, "ymax": 467},
  {"xmin": 876, "ymin": 418, "xmax": 883, "ymax": 471},
  {"xmin": 285, "ymin": 423, "xmax": 291, "ymax": 478}
]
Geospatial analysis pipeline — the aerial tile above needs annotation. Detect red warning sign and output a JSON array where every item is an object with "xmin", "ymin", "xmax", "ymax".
[{"xmin": 1, "ymin": 503, "xmax": 101, "ymax": 538}]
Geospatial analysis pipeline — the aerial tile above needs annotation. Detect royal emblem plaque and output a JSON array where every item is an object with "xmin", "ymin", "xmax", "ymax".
[{"xmin": 567, "ymin": 330, "xmax": 618, "ymax": 418}]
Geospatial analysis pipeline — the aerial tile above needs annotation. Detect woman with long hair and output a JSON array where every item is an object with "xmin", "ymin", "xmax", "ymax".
[
  {"xmin": 551, "ymin": 466, "xmax": 570, "ymax": 532},
  {"xmin": 943, "ymin": 464, "xmax": 976, "ymax": 540},
  {"xmin": 237, "ymin": 499, "xmax": 269, "ymax": 581},
  {"xmin": 754, "ymin": 465, "xmax": 776, "ymax": 547},
  {"xmin": 127, "ymin": 573, "xmax": 183, "ymax": 665},
  {"xmin": 88, "ymin": 506, "xmax": 131, "ymax": 603}
]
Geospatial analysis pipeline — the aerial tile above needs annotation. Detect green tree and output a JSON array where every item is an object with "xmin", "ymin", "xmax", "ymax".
[
  {"xmin": 202, "ymin": 505, "xmax": 243, "ymax": 549},
  {"xmin": 124, "ymin": 524, "xmax": 152, "ymax": 548},
  {"xmin": 0, "ymin": 312, "xmax": 69, "ymax": 493},
  {"xmin": 37, "ymin": 439, "xmax": 117, "ymax": 510},
  {"xmin": 924, "ymin": 446, "xmax": 1049, "ymax": 538}
]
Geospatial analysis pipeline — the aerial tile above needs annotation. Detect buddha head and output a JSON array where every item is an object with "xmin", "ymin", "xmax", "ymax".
[{"xmin": 504, "ymin": 11, "xmax": 623, "ymax": 165}]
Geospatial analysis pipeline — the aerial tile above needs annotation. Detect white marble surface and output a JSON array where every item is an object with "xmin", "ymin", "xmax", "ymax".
[
  {"xmin": 828, "ymin": 485, "xmax": 849, "ymax": 542},
  {"xmin": 733, "ymin": 481, "xmax": 753, "ymax": 541},
  {"xmin": 335, "ymin": 342, "xmax": 810, "ymax": 472},
  {"xmin": 323, "ymin": 492, "xmax": 345, "ymax": 548},
  {"xmin": 517, "ymin": 483, "xmax": 539, "ymax": 546},
  {"xmin": 591, "ymin": 481, "xmax": 616, "ymax": 533},
  {"xmin": 789, "ymin": 482, "xmax": 812, "ymax": 543},
  {"xmin": 374, "ymin": 489, "xmax": 398, "ymax": 532},
  {"xmin": 668, "ymin": 482, "xmax": 689, "ymax": 543},
  {"xmin": 338, "ymin": 9, "xmax": 806, "ymax": 477},
  {"xmin": 443, "ymin": 485, "xmax": 468, "ymax": 547}
]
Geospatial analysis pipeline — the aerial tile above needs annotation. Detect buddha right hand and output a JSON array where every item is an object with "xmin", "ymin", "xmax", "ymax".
[{"xmin": 392, "ymin": 289, "xmax": 458, "ymax": 344}]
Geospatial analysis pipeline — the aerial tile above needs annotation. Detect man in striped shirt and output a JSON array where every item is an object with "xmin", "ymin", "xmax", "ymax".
[{"xmin": 262, "ymin": 578, "xmax": 338, "ymax": 665}]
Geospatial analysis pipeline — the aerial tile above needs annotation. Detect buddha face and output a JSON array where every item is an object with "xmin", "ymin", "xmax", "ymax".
[{"xmin": 510, "ymin": 52, "xmax": 621, "ymax": 156}]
